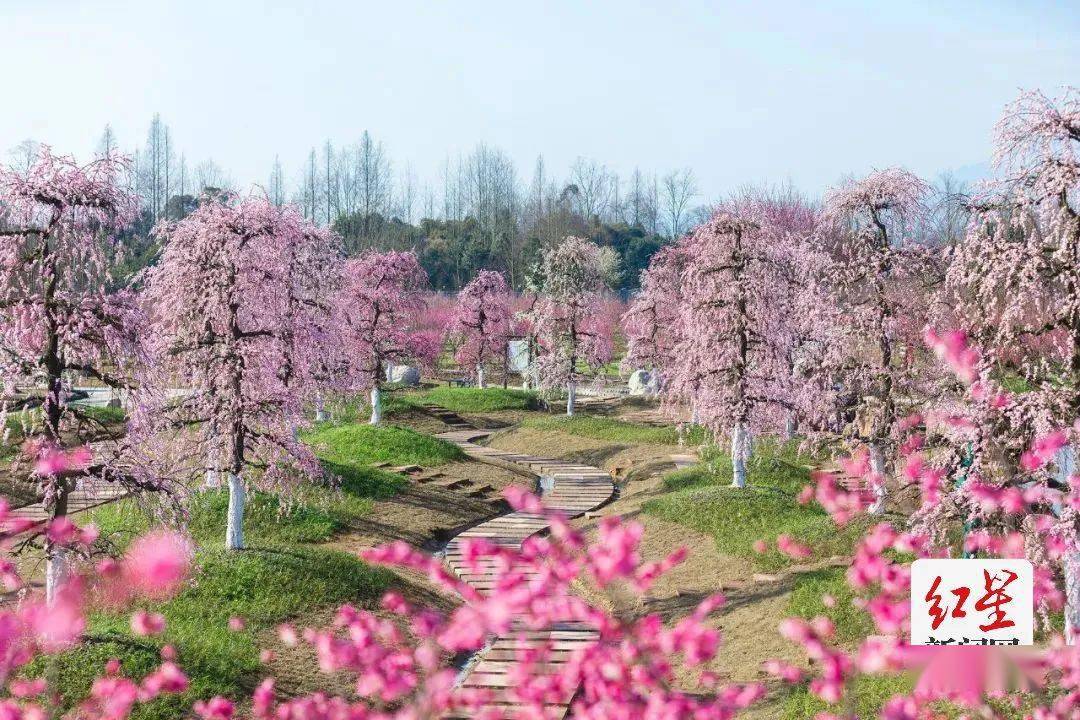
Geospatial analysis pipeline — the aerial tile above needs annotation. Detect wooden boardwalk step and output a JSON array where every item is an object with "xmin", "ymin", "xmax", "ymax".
[{"xmin": 433, "ymin": 423, "xmax": 616, "ymax": 718}]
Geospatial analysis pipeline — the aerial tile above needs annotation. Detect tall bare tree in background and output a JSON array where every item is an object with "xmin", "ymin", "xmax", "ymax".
[
  {"xmin": 354, "ymin": 130, "xmax": 393, "ymax": 246},
  {"xmin": 269, "ymin": 156, "xmax": 286, "ymax": 206},
  {"xmin": 96, "ymin": 125, "xmax": 118, "ymax": 159},
  {"xmin": 662, "ymin": 167, "xmax": 697, "ymax": 237},
  {"xmin": 569, "ymin": 157, "xmax": 611, "ymax": 226},
  {"xmin": 926, "ymin": 171, "xmax": 970, "ymax": 246},
  {"xmin": 194, "ymin": 159, "xmax": 228, "ymax": 193}
]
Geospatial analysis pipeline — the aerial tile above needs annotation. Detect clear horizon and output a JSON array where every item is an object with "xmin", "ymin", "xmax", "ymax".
[{"xmin": 2, "ymin": 0, "xmax": 1077, "ymax": 204}]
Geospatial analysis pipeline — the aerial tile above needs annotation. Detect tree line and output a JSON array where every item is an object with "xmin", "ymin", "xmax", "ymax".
[{"xmin": 71, "ymin": 116, "xmax": 709, "ymax": 293}]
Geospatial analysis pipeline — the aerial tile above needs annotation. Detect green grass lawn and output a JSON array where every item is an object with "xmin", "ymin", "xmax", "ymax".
[
  {"xmin": 782, "ymin": 673, "xmax": 917, "ymax": 719},
  {"xmin": 32, "ymin": 544, "xmax": 391, "ymax": 720},
  {"xmin": 303, "ymin": 422, "xmax": 464, "ymax": 467},
  {"xmin": 643, "ymin": 441, "xmax": 868, "ymax": 572},
  {"xmin": 29, "ymin": 420, "xmax": 460, "ymax": 719},
  {"xmin": 518, "ymin": 415, "xmax": 708, "ymax": 445},
  {"xmin": 416, "ymin": 386, "xmax": 539, "ymax": 412}
]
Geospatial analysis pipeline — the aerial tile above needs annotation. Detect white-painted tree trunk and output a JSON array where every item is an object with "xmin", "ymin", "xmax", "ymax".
[
  {"xmin": 477, "ymin": 365, "xmax": 485, "ymax": 389},
  {"xmin": 566, "ymin": 381, "xmax": 576, "ymax": 417},
  {"xmin": 1055, "ymin": 445, "xmax": 1078, "ymax": 644},
  {"xmin": 867, "ymin": 442, "xmax": 887, "ymax": 515},
  {"xmin": 205, "ymin": 442, "xmax": 219, "ymax": 488},
  {"xmin": 1066, "ymin": 553, "xmax": 1080, "ymax": 645},
  {"xmin": 225, "ymin": 473, "xmax": 245, "ymax": 551},
  {"xmin": 785, "ymin": 414, "xmax": 797, "ymax": 440},
  {"xmin": 731, "ymin": 422, "xmax": 749, "ymax": 488},
  {"xmin": 314, "ymin": 393, "xmax": 329, "ymax": 422},
  {"xmin": 369, "ymin": 386, "xmax": 382, "ymax": 425},
  {"xmin": 690, "ymin": 402, "xmax": 700, "ymax": 426},
  {"xmin": 45, "ymin": 545, "xmax": 70, "ymax": 604}
]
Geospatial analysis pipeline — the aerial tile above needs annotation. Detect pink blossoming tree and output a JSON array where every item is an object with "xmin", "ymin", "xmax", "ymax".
[
  {"xmin": 0, "ymin": 147, "xmax": 140, "ymax": 599},
  {"xmin": 449, "ymin": 270, "xmax": 512, "ymax": 388},
  {"xmin": 783, "ymin": 330, "xmax": 1080, "ymax": 713},
  {"xmin": 533, "ymin": 237, "xmax": 614, "ymax": 416},
  {"xmin": 334, "ymin": 250, "xmax": 431, "ymax": 425},
  {"xmin": 621, "ymin": 243, "xmax": 690, "ymax": 396},
  {"xmin": 945, "ymin": 86, "xmax": 1080, "ymax": 640},
  {"xmin": 137, "ymin": 196, "xmax": 337, "ymax": 550},
  {"xmin": 818, "ymin": 167, "xmax": 932, "ymax": 512},
  {"xmin": 668, "ymin": 209, "xmax": 797, "ymax": 487}
]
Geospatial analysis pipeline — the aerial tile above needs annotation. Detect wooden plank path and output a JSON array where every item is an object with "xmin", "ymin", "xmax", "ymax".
[
  {"xmin": 435, "ymin": 427, "xmax": 616, "ymax": 720},
  {"xmin": 6, "ymin": 474, "xmax": 127, "ymax": 531},
  {"xmin": 5, "ymin": 443, "xmax": 128, "ymax": 535}
]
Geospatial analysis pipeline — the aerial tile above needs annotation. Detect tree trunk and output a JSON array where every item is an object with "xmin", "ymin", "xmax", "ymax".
[
  {"xmin": 1066, "ymin": 554, "xmax": 1080, "ymax": 646},
  {"xmin": 731, "ymin": 422, "xmax": 749, "ymax": 488},
  {"xmin": 45, "ymin": 544, "xmax": 70, "ymax": 604},
  {"xmin": 369, "ymin": 385, "xmax": 382, "ymax": 425},
  {"xmin": 225, "ymin": 473, "xmax": 245, "ymax": 550},
  {"xmin": 867, "ymin": 442, "xmax": 887, "ymax": 515},
  {"xmin": 205, "ymin": 440, "xmax": 219, "ymax": 488},
  {"xmin": 1056, "ymin": 445, "xmax": 1078, "ymax": 644},
  {"xmin": 477, "ymin": 364, "xmax": 485, "ymax": 389},
  {"xmin": 315, "ymin": 392, "xmax": 329, "ymax": 422},
  {"xmin": 785, "ymin": 413, "xmax": 797, "ymax": 440},
  {"xmin": 566, "ymin": 381, "xmax": 576, "ymax": 417}
]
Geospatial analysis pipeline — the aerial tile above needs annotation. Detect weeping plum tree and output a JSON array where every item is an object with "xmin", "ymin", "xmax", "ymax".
[
  {"xmin": 533, "ymin": 237, "xmax": 614, "ymax": 416},
  {"xmin": 621, "ymin": 243, "xmax": 690, "ymax": 397},
  {"xmin": 139, "ymin": 196, "xmax": 332, "ymax": 550},
  {"xmin": 946, "ymin": 86, "xmax": 1080, "ymax": 639},
  {"xmin": 0, "ymin": 148, "xmax": 141, "ymax": 599},
  {"xmin": 335, "ymin": 250, "xmax": 431, "ymax": 425},
  {"xmin": 669, "ymin": 210, "xmax": 793, "ymax": 488},
  {"xmin": 819, "ymin": 168, "xmax": 931, "ymax": 512},
  {"xmin": 449, "ymin": 270, "xmax": 512, "ymax": 388}
]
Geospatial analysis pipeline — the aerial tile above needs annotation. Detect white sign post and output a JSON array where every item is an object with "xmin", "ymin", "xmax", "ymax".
[{"xmin": 910, "ymin": 558, "xmax": 1033, "ymax": 646}]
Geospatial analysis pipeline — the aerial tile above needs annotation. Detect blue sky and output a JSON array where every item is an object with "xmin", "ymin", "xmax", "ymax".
[{"xmin": 2, "ymin": 0, "xmax": 1076, "ymax": 201}]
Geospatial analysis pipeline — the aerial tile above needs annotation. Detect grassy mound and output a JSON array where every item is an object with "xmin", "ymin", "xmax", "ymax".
[
  {"xmin": 783, "ymin": 674, "xmax": 916, "ymax": 719},
  {"xmin": 418, "ymin": 386, "xmax": 539, "ymax": 412},
  {"xmin": 518, "ymin": 415, "xmax": 707, "ymax": 445},
  {"xmin": 643, "ymin": 441, "xmax": 868, "ymax": 572},
  {"xmin": 303, "ymin": 422, "xmax": 464, "ymax": 467},
  {"xmin": 33, "ymin": 545, "xmax": 391, "ymax": 720}
]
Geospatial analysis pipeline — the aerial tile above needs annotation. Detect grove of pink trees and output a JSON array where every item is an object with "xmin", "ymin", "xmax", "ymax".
[{"xmin": 2, "ymin": 85, "xmax": 1080, "ymax": 717}]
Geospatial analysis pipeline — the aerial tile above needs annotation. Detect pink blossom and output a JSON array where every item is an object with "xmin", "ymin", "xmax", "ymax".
[
  {"xmin": 122, "ymin": 530, "xmax": 193, "ymax": 600},
  {"xmin": 194, "ymin": 697, "xmax": 235, "ymax": 720},
  {"xmin": 130, "ymin": 610, "xmax": 166, "ymax": 637}
]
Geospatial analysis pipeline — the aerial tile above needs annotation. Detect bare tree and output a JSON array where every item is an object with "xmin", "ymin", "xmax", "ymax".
[
  {"xmin": 96, "ymin": 125, "xmax": 118, "ymax": 159},
  {"xmin": 926, "ymin": 171, "xmax": 970, "ymax": 246},
  {"xmin": 354, "ymin": 130, "xmax": 393, "ymax": 244},
  {"xmin": 7, "ymin": 140, "xmax": 41, "ymax": 177},
  {"xmin": 569, "ymin": 157, "xmax": 610, "ymax": 225},
  {"xmin": 662, "ymin": 167, "xmax": 697, "ymax": 237},
  {"xmin": 268, "ymin": 155, "xmax": 286, "ymax": 206},
  {"xmin": 194, "ymin": 158, "xmax": 230, "ymax": 193},
  {"xmin": 646, "ymin": 173, "xmax": 661, "ymax": 236},
  {"xmin": 397, "ymin": 164, "xmax": 417, "ymax": 224},
  {"xmin": 177, "ymin": 154, "xmax": 189, "ymax": 197}
]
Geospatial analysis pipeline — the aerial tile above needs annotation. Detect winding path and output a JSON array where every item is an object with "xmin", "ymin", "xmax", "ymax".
[{"xmin": 434, "ymin": 416, "xmax": 615, "ymax": 720}]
